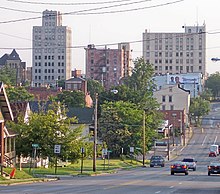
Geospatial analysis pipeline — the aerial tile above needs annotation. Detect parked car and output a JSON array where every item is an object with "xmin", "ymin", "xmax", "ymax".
[
  {"xmin": 208, "ymin": 162, "xmax": 220, "ymax": 176},
  {"xmin": 209, "ymin": 151, "xmax": 217, "ymax": 157},
  {"xmin": 182, "ymin": 158, "xmax": 197, "ymax": 171},
  {"xmin": 170, "ymin": 161, "xmax": 189, "ymax": 175},
  {"xmin": 150, "ymin": 155, "xmax": 165, "ymax": 167}
]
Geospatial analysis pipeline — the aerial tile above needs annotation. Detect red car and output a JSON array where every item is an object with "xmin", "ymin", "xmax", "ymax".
[{"xmin": 209, "ymin": 151, "xmax": 217, "ymax": 157}]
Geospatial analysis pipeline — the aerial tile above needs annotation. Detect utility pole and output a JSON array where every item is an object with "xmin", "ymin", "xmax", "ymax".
[
  {"xmin": 93, "ymin": 93, "xmax": 98, "ymax": 172},
  {"xmin": 142, "ymin": 110, "xmax": 146, "ymax": 167}
]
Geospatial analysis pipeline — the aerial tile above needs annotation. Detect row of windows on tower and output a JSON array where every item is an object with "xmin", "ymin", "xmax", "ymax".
[
  {"xmin": 147, "ymin": 59, "xmax": 202, "ymax": 64},
  {"xmin": 34, "ymin": 28, "xmax": 65, "ymax": 33},
  {"xmin": 34, "ymin": 55, "xmax": 65, "ymax": 60},
  {"xmin": 34, "ymin": 69, "xmax": 64, "ymax": 73},
  {"xmin": 34, "ymin": 62, "xmax": 65, "ymax": 66},
  {"xmin": 154, "ymin": 65, "xmax": 202, "ymax": 71},
  {"xmin": 34, "ymin": 75, "xmax": 64, "ymax": 80},
  {"xmin": 146, "ymin": 52, "xmax": 203, "ymax": 58},
  {"xmin": 146, "ymin": 44, "xmax": 203, "ymax": 51}
]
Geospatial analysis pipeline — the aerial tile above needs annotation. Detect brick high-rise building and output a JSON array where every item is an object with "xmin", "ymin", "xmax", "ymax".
[
  {"xmin": 143, "ymin": 24, "xmax": 206, "ymax": 77},
  {"xmin": 85, "ymin": 43, "xmax": 132, "ymax": 90},
  {"xmin": 32, "ymin": 10, "xmax": 72, "ymax": 87}
]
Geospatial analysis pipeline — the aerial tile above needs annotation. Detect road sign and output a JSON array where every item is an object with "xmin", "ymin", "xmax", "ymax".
[
  {"xmin": 102, "ymin": 148, "xmax": 108, "ymax": 155},
  {"xmin": 130, "ymin": 147, "xmax": 134, "ymax": 153},
  {"xmin": 32, "ymin": 144, "xmax": 39, "ymax": 148},
  {"xmin": 54, "ymin": 144, "xmax": 61, "ymax": 154}
]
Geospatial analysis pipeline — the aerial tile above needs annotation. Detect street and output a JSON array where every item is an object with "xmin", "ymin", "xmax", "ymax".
[{"xmin": 1, "ymin": 106, "xmax": 220, "ymax": 193}]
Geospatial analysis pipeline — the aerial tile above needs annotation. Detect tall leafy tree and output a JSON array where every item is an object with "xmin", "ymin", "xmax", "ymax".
[
  {"xmin": 8, "ymin": 102, "xmax": 86, "ymax": 163},
  {"xmin": 99, "ymin": 101, "xmax": 161, "ymax": 157},
  {"xmin": 0, "ymin": 65, "xmax": 16, "ymax": 86},
  {"xmin": 87, "ymin": 79, "xmax": 105, "ymax": 100},
  {"xmin": 6, "ymin": 86, "xmax": 34, "ymax": 102},
  {"xmin": 189, "ymin": 97, "xmax": 210, "ymax": 126},
  {"xmin": 56, "ymin": 90, "xmax": 85, "ymax": 108},
  {"xmin": 205, "ymin": 72, "xmax": 220, "ymax": 98}
]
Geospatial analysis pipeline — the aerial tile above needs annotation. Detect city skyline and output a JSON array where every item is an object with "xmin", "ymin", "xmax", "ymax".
[{"xmin": 1, "ymin": 0, "xmax": 220, "ymax": 75}]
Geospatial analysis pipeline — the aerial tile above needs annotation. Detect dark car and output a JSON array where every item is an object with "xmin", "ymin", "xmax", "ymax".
[
  {"xmin": 170, "ymin": 161, "xmax": 188, "ymax": 175},
  {"xmin": 182, "ymin": 158, "xmax": 197, "ymax": 171},
  {"xmin": 150, "ymin": 155, "xmax": 165, "ymax": 167},
  {"xmin": 208, "ymin": 162, "xmax": 220, "ymax": 176}
]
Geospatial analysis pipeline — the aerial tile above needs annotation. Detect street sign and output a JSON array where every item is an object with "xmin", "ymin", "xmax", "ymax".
[
  {"xmin": 81, "ymin": 147, "xmax": 85, "ymax": 153},
  {"xmin": 54, "ymin": 144, "xmax": 61, "ymax": 154},
  {"xmin": 32, "ymin": 144, "xmax": 39, "ymax": 148},
  {"xmin": 130, "ymin": 147, "xmax": 134, "ymax": 153},
  {"xmin": 102, "ymin": 148, "xmax": 108, "ymax": 155}
]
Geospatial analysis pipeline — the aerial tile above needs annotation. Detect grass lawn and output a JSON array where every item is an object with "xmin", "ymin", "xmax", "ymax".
[{"xmin": 0, "ymin": 158, "xmax": 147, "ymax": 184}]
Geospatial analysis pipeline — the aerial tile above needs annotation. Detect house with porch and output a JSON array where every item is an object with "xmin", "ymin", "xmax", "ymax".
[{"xmin": 0, "ymin": 82, "xmax": 17, "ymax": 175}]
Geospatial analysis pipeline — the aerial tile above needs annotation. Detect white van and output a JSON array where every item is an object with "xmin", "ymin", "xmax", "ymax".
[{"xmin": 210, "ymin": 145, "xmax": 219, "ymax": 155}]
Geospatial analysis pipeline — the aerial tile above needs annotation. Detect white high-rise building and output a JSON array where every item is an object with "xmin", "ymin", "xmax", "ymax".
[
  {"xmin": 32, "ymin": 10, "xmax": 72, "ymax": 87},
  {"xmin": 143, "ymin": 24, "xmax": 206, "ymax": 77}
]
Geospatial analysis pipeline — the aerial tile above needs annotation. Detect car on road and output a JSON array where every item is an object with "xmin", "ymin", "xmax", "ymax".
[
  {"xmin": 170, "ymin": 161, "xmax": 189, "ymax": 175},
  {"xmin": 209, "ymin": 151, "xmax": 217, "ymax": 157},
  {"xmin": 150, "ymin": 155, "xmax": 165, "ymax": 167},
  {"xmin": 182, "ymin": 158, "xmax": 197, "ymax": 171},
  {"xmin": 208, "ymin": 162, "xmax": 220, "ymax": 176}
]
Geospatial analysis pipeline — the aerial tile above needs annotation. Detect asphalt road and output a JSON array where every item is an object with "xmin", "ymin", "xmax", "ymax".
[{"xmin": 1, "ymin": 105, "xmax": 220, "ymax": 194}]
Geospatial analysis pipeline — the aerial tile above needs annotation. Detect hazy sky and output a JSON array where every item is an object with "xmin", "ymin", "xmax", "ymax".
[{"xmin": 1, "ymin": 0, "xmax": 220, "ymax": 74}]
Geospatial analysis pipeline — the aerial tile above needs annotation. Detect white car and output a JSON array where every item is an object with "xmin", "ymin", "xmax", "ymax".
[{"xmin": 182, "ymin": 158, "xmax": 197, "ymax": 171}]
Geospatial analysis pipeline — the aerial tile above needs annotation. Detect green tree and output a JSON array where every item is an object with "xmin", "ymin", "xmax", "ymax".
[
  {"xmin": 6, "ymin": 86, "xmax": 34, "ymax": 102},
  {"xmin": 0, "ymin": 65, "xmax": 16, "ymax": 86},
  {"xmin": 205, "ymin": 72, "xmax": 220, "ymax": 99},
  {"xmin": 87, "ymin": 79, "xmax": 105, "ymax": 100},
  {"xmin": 200, "ymin": 88, "xmax": 213, "ymax": 101},
  {"xmin": 99, "ymin": 101, "xmax": 161, "ymax": 157},
  {"xmin": 189, "ymin": 97, "xmax": 210, "ymax": 126},
  {"xmin": 8, "ymin": 102, "xmax": 87, "ymax": 163},
  {"xmin": 56, "ymin": 90, "xmax": 85, "ymax": 108}
]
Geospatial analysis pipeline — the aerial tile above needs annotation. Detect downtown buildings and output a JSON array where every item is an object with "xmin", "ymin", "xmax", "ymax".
[
  {"xmin": 32, "ymin": 10, "xmax": 72, "ymax": 87},
  {"xmin": 143, "ymin": 24, "xmax": 206, "ymax": 77},
  {"xmin": 85, "ymin": 43, "xmax": 132, "ymax": 90}
]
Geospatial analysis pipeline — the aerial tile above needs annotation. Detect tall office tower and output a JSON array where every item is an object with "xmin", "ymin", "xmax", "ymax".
[
  {"xmin": 85, "ymin": 43, "xmax": 132, "ymax": 90},
  {"xmin": 143, "ymin": 24, "xmax": 206, "ymax": 76},
  {"xmin": 32, "ymin": 10, "xmax": 72, "ymax": 87}
]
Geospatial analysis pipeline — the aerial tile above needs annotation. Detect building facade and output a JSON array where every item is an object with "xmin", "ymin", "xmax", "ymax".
[
  {"xmin": 32, "ymin": 10, "xmax": 72, "ymax": 87},
  {"xmin": 153, "ymin": 72, "xmax": 204, "ymax": 98},
  {"xmin": 153, "ymin": 84, "xmax": 190, "ymax": 114},
  {"xmin": 143, "ymin": 24, "xmax": 206, "ymax": 76},
  {"xmin": 85, "ymin": 43, "xmax": 132, "ymax": 90},
  {"xmin": 0, "ymin": 49, "xmax": 26, "ymax": 85}
]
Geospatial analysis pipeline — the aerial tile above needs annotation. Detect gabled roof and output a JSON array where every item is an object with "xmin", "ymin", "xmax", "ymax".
[
  {"xmin": 29, "ymin": 101, "xmax": 52, "ymax": 113},
  {"xmin": 0, "ymin": 82, "xmax": 14, "ymax": 121},
  {"xmin": 8, "ymin": 49, "xmax": 21, "ymax": 61},
  {"xmin": 66, "ymin": 77, "xmax": 85, "ymax": 82},
  {"xmin": 67, "ymin": 107, "xmax": 94, "ymax": 124},
  {"xmin": 0, "ymin": 54, "xmax": 9, "ymax": 66},
  {"xmin": 10, "ymin": 101, "xmax": 29, "ymax": 123}
]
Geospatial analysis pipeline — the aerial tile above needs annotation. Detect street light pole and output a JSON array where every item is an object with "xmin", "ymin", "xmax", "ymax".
[
  {"xmin": 93, "ymin": 93, "xmax": 98, "ymax": 172},
  {"xmin": 142, "ymin": 110, "xmax": 146, "ymax": 167}
]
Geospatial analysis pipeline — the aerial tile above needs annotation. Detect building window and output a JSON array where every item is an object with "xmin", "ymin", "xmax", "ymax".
[
  {"xmin": 162, "ymin": 105, "xmax": 166, "ymax": 111},
  {"xmin": 169, "ymin": 96, "xmax": 172, "ymax": 102},
  {"xmin": 170, "ymin": 105, "xmax": 174, "ymax": 110},
  {"xmin": 169, "ymin": 87, "xmax": 172, "ymax": 92},
  {"xmin": 176, "ymin": 66, "xmax": 179, "ymax": 71},
  {"xmin": 162, "ymin": 96, "xmax": 166, "ymax": 102},
  {"xmin": 155, "ymin": 66, "xmax": 158, "ymax": 70}
]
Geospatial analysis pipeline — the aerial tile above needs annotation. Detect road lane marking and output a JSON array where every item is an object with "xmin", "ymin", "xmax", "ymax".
[
  {"xmin": 214, "ymin": 136, "xmax": 218, "ymax": 144},
  {"xmin": 202, "ymin": 135, "xmax": 207, "ymax": 146},
  {"xmin": 169, "ymin": 186, "xmax": 174, "ymax": 188},
  {"xmin": 155, "ymin": 191, "xmax": 161, "ymax": 193},
  {"xmin": 179, "ymin": 182, "xmax": 182, "ymax": 185}
]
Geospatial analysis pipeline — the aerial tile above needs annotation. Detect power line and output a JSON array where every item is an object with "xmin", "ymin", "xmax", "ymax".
[
  {"xmin": 6, "ymin": 0, "xmax": 137, "ymax": 5},
  {"xmin": 0, "ymin": 0, "xmax": 183, "ymax": 24}
]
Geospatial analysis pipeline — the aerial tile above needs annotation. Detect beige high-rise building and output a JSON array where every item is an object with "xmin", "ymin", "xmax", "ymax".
[
  {"xmin": 143, "ymin": 24, "xmax": 206, "ymax": 76},
  {"xmin": 32, "ymin": 10, "xmax": 72, "ymax": 87}
]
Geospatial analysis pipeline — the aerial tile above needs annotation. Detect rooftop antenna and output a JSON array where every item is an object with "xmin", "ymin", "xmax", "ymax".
[{"xmin": 196, "ymin": 6, "xmax": 199, "ymax": 32}]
